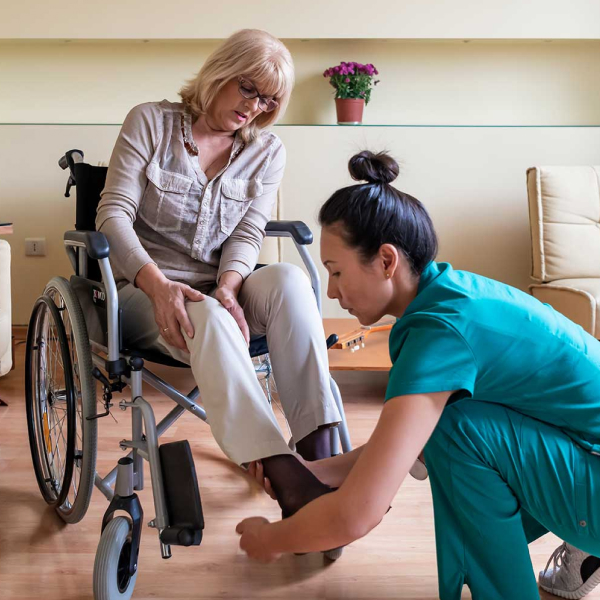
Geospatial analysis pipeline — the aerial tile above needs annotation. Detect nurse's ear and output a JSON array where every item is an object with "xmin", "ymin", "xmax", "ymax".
[{"xmin": 378, "ymin": 243, "xmax": 401, "ymax": 279}]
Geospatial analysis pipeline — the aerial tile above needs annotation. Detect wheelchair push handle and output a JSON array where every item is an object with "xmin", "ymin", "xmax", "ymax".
[
  {"xmin": 59, "ymin": 149, "xmax": 84, "ymax": 198},
  {"xmin": 59, "ymin": 149, "xmax": 84, "ymax": 172}
]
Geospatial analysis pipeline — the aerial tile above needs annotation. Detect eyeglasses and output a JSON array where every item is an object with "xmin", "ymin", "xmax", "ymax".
[{"xmin": 238, "ymin": 77, "xmax": 279, "ymax": 113}]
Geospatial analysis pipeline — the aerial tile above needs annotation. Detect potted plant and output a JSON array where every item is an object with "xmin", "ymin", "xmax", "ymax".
[{"xmin": 323, "ymin": 61, "xmax": 380, "ymax": 125}]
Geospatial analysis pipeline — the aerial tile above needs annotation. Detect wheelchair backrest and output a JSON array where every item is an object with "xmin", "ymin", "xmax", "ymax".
[
  {"xmin": 71, "ymin": 163, "xmax": 108, "ymax": 282},
  {"xmin": 73, "ymin": 163, "xmax": 108, "ymax": 232}
]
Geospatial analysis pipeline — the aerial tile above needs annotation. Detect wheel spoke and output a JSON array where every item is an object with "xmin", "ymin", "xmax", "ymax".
[
  {"xmin": 50, "ymin": 432, "xmax": 64, "ymax": 487},
  {"xmin": 34, "ymin": 338, "xmax": 54, "ymax": 487},
  {"xmin": 48, "ymin": 408, "xmax": 67, "ymax": 434},
  {"xmin": 47, "ymin": 306, "xmax": 68, "ymax": 494}
]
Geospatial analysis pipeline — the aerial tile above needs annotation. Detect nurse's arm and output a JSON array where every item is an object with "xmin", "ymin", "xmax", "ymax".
[
  {"xmin": 305, "ymin": 445, "xmax": 366, "ymax": 488},
  {"xmin": 238, "ymin": 390, "xmax": 452, "ymax": 557}
]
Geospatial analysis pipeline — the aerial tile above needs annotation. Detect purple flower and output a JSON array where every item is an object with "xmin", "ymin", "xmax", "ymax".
[{"xmin": 323, "ymin": 61, "xmax": 381, "ymax": 99}]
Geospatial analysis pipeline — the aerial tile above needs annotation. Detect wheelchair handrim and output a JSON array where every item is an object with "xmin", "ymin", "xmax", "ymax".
[{"xmin": 45, "ymin": 283, "xmax": 88, "ymax": 515}]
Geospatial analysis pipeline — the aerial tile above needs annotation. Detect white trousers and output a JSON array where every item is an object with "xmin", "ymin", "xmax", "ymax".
[{"xmin": 118, "ymin": 263, "xmax": 341, "ymax": 465}]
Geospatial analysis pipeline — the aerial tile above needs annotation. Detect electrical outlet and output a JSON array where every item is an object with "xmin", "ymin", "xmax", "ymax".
[{"xmin": 25, "ymin": 237, "xmax": 46, "ymax": 256}]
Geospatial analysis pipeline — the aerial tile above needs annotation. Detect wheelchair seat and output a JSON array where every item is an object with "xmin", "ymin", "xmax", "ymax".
[{"xmin": 125, "ymin": 335, "xmax": 270, "ymax": 369}]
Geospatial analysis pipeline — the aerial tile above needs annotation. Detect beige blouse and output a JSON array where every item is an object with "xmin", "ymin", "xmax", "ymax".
[{"xmin": 96, "ymin": 100, "xmax": 286, "ymax": 291}]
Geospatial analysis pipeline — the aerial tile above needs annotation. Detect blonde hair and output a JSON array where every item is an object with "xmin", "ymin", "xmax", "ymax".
[{"xmin": 179, "ymin": 29, "xmax": 295, "ymax": 144}]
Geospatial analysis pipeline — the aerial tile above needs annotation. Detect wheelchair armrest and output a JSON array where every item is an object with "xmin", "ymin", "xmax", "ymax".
[
  {"xmin": 265, "ymin": 220, "xmax": 313, "ymax": 245},
  {"xmin": 64, "ymin": 230, "xmax": 109, "ymax": 260}
]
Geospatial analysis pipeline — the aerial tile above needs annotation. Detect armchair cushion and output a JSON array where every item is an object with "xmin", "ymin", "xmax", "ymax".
[{"xmin": 527, "ymin": 166, "xmax": 600, "ymax": 282}]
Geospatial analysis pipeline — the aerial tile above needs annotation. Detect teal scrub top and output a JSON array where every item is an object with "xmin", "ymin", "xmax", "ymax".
[{"xmin": 385, "ymin": 261, "xmax": 600, "ymax": 454}]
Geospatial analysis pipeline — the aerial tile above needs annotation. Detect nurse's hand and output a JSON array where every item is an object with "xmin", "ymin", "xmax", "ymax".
[
  {"xmin": 248, "ymin": 455, "xmax": 315, "ymax": 501},
  {"xmin": 248, "ymin": 460, "xmax": 277, "ymax": 500},
  {"xmin": 236, "ymin": 517, "xmax": 281, "ymax": 563}
]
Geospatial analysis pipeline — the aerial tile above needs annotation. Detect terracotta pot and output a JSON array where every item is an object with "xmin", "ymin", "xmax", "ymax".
[{"xmin": 335, "ymin": 98, "xmax": 365, "ymax": 125}]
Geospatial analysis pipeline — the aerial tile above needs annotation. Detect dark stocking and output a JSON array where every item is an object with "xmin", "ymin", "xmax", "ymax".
[
  {"xmin": 261, "ymin": 453, "xmax": 334, "ymax": 517},
  {"xmin": 295, "ymin": 425, "xmax": 333, "ymax": 462}
]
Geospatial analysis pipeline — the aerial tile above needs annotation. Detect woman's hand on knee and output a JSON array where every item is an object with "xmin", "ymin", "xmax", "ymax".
[
  {"xmin": 214, "ymin": 286, "xmax": 250, "ymax": 346},
  {"xmin": 151, "ymin": 280, "xmax": 204, "ymax": 351}
]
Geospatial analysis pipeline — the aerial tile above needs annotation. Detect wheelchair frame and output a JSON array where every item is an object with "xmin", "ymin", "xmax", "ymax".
[
  {"xmin": 27, "ymin": 150, "xmax": 352, "ymax": 597},
  {"xmin": 71, "ymin": 223, "xmax": 351, "ymax": 547}
]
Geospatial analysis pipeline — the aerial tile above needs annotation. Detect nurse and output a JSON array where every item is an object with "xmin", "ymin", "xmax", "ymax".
[{"xmin": 236, "ymin": 150, "xmax": 600, "ymax": 600}]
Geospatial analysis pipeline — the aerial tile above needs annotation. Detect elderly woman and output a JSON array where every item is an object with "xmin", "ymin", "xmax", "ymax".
[{"xmin": 96, "ymin": 29, "xmax": 341, "ymax": 517}]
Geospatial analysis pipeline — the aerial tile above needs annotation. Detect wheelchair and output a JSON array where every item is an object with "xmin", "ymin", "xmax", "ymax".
[{"xmin": 24, "ymin": 149, "xmax": 352, "ymax": 600}]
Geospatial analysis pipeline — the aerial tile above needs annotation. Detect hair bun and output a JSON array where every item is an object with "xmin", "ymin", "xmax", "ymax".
[{"xmin": 348, "ymin": 150, "xmax": 399, "ymax": 185}]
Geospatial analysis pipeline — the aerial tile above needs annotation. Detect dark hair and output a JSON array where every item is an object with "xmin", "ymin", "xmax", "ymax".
[{"xmin": 318, "ymin": 150, "xmax": 438, "ymax": 275}]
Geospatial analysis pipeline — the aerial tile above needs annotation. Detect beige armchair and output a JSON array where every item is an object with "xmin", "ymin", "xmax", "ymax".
[
  {"xmin": 527, "ymin": 166, "xmax": 600, "ymax": 337},
  {"xmin": 0, "ymin": 239, "xmax": 11, "ymax": 376}
]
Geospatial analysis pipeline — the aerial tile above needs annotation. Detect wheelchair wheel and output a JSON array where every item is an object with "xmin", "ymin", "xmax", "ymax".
[
  {"xmin": 25, "ymin": 277, "xmax": 97, "ymax": 523},
  {"xmin": 93, "ymin": 517, "xmax": 138, "ymax": 600},
  {"xmin": 44, "ymin": 276, "xmax": 97, "ymax": 523},
  {"xmin": 26, "ymin": 295, "xmax": 76, "ymax": 509}
]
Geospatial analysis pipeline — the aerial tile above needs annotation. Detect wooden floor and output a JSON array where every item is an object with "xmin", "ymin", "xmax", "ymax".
[{"xmin": 0, "ymin": 333, "xmax": 594, "ymax": 600}]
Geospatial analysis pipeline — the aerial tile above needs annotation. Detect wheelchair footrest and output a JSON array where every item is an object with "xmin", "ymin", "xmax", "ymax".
[{"xmin": 159, "ymin": 440, "xmax": 204, "ymax": 546}]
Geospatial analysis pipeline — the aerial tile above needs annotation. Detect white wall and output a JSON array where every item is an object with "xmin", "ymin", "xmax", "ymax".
[
  {"xmin": 2, "ymin": 40, "xmax": 600, "ymax": 125},
  {"xmin": 1, "ymin": 0, "xmax": 599, "ymax": 39}
]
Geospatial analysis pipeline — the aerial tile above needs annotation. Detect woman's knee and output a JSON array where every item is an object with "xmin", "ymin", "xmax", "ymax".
[
  {"xmin": 270, "ymin": 263, "xmax": 314, "ymax": 302},
  {"xmin": 185, "ymin": 295, "xmax": 234, "ymax": 332},
  {"xmin": 265, "ymin": 262, "xmax": 310, "ymax": 288},
  {"xmin": 247, "ymin": 263, "xmax": 314, "ymax": 307}
]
